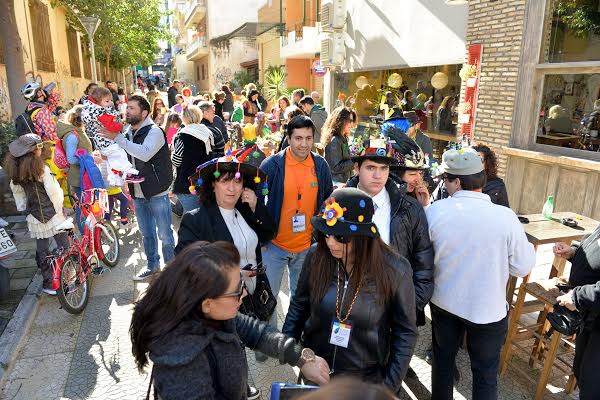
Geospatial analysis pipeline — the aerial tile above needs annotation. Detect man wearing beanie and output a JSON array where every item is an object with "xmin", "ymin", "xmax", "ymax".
[{"xmin": 425, "ymin": 148, "xmax": 535, "ymax": 400}]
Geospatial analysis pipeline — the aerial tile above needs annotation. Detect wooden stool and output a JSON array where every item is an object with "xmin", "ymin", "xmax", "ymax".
[{"xmin": 500, "ymin": 278, "xmax": 577, "ymax": 399}]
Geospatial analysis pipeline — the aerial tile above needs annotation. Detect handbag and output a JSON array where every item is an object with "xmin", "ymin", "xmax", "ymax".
[
  {"xmin": 241, "ymin": 268, "xmax": 277, "ymax": 321},
  {"xmin": 547, "ymin": 303, "xmax": 582, "ymax": 336}
]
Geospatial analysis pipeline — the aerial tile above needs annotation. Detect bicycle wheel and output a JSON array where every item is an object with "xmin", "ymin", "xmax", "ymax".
[
  {"xmin": 95, "ymin": 222, "xmax": 120, "ymax": 268},
  {"xmin": 57, "ymin": 254, "xmax": 89, "ymax": 314}
]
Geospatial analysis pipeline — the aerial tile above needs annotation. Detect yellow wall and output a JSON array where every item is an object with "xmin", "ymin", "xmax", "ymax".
[{"xmin": 0, "ymin": 0, "xmax": 95, "ymax": 122}]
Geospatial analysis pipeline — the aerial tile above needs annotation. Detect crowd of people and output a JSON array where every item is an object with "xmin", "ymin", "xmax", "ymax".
[{"xmin": 4, "ymin": 76, "xmax": 599, "ymax": 400}]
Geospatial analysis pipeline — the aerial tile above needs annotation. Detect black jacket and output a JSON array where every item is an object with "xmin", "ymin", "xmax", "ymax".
[
  {"xmin": 484, "ymin": 177, "xmax": 509, "ymax": 208},
  {"xmin": 175, "ymin": 200, "xmax": 276, "ymax": 260},
  {"xmin": 172, "ymin": 124, "xmax": 213, "ymax": 194},
  {"xmin": 126, "ymin": 124, "xmax": 173, "ymax": 199},
  {"xmin": 346, "ymin": 177, "xmax": 434, "ymax": 313},
  {"xmin": 214, "ymin": 100, "xmax": 224, "ymax": 120},
  {"xmin": 167, "ymin": 86, "xmax": 178, "ymax": 108},
  {"xmin": 569, "ymin": 224, "xmax": 600, "ymax": 331},
  {"xmin": 149, "ymin": 313, "xmax": 303, "ymax": 400},
  {"xmin": 282, "ymin": 245, "xmax": 417, "ymax": 392},
  {"xmin": 325, "ymin": 135, "xmax": 353, "ymax": 183}
]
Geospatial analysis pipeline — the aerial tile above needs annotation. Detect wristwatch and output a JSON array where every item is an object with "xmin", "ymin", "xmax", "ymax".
[{"xmin": 297, "ymin": 348, "xmax": 316, "ymax": 368}]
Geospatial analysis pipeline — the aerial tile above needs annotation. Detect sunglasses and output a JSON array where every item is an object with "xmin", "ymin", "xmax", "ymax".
[
  {"xmin": 442, "ymin": 174, "xmax": 455, "ymax": 182},
  {"xmin": 218, "ymin": 279, "xmax": 246, "ymax": 301},
  {"xmin": 324, "ymin": 233, "xmax": 352, "ymax": 244},
  {"xmin": 35, "ymin": 142, "xmax": 44, "ymax": 149}
]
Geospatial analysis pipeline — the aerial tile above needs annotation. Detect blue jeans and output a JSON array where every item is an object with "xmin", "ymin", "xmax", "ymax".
[
  {"xmin": 177, "ymin": 193, "xmax": 200, "ymax": 213},
  {"xmin": 71, "ymin": 186, "xmax": 84, "ymax": 234},
  {"xmin": 262, "ymin": 242, "xmax": 308, "ymax": 327},
  {"xmin": 133, "ymin": 194, "xmax": 175, "ymax": 271},
  {"xmin": 431, "ymin": 303, "xmax": 508, "ymax": 400}
]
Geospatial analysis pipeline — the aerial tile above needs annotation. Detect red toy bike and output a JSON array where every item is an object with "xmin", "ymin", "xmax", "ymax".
[{"xmin": 49, "ymin": 189, "xmax": 120, "ymax": 314}]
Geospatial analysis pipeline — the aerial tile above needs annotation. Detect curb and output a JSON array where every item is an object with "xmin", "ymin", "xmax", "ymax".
[{"xmin": 0, "ymin": 272, "xmax": 43, "ymax": 386}]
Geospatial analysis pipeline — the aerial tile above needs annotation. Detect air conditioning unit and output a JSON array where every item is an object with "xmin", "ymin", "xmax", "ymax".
[
  {"xmin": 320, "ymin": 0, "xmax": 346, "ymax": 31},
  {"xmin": 320, "ymin": 32, "xmax": 345, "ymax": 66}
]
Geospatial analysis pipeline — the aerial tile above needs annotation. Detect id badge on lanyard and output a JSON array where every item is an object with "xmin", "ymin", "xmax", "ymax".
[
  {"xmin": 329, "ymin": 321, "xmax": 352, "ymax": 348},
  {"xmin": 292, "ymin": 213, "xmax": 306, "ymax": 233}
]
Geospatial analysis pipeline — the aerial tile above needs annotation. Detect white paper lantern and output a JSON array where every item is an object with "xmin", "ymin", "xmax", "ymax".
[
  {"xmin": 387, "ymin": 73, "xmax": 402, "ymax": 88},
  {"xmin": 431, "ymin": 72, "xmax": 449, "ymax": 89},
  {"xmin": 355, "ymin": 75, "xmax": 369, "ymax": 89}
]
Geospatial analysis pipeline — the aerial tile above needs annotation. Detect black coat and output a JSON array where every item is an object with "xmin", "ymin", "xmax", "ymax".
[
  {"xmin": 149, "ymin": 313, "xmax": 303, "ymax": 400},
  {"xmin": 569, "ymin": 225, "xmax": 600, "ymax": 331},
  {"xmin": 167, "ymin": 86, "xmax": 178, "ymax": 108},
  {"xmin": 346, "ymin": 177, "xmax": 434, "ymax": 323},
  {"xmin": 325, "ymin": 135, "xmax": 353, "ymax": 183},
  {"xmin": 175, "ymin": 200, "xmax": 276, "ymax": 261},
  {"xmin": 282, "ymin": 245, "xmax": 417, "ymax": 392},
  {"xmin": 484, "ymin": 177, "xmax": 509, "ymax": 208}
]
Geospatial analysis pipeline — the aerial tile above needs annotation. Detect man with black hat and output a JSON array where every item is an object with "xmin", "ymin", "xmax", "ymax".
[
  {"xmin": 346, "ymin": 134, "xmax": 434, "ymax": 380},
  {"xmin": 425, "ymin": 148, "xmax": 535, "ymax": 400}
]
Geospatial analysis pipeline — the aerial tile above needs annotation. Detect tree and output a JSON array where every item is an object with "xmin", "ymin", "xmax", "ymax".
[
  {"xmin": 51, "ymin": 0, "xmax": 170, "ymax": 76},
  {"xmin": 0, "ymin": 0, "xmax": 27, "ymax": 120},
  {"xmin": 555, "ymin": 0, "xmax": 600, "ymax": 37}
]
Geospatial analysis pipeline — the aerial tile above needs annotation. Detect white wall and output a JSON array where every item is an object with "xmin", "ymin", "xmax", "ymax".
[
  {"xmin": 207, "ymin": 0, "xmax": 262, "ymax": 38},
  {"xmin": 342, "ymin": 0, "xmax": 468, "ymax": 71}
]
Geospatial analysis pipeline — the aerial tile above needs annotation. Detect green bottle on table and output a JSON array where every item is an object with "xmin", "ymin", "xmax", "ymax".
[{"xmin": 542, "ymin": 195, "xmax": 554, "ymax": 220}]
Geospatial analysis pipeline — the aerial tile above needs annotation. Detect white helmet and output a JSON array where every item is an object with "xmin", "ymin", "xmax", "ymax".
[{"xmin": 21, "ymin": 81, "xmax": 41, "ymax": 100}]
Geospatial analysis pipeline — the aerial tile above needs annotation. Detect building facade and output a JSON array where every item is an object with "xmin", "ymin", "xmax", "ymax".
[
  {"xmin": 465, "ymin": 0, "xmax": 600, "ymax": 219},
  {"xmin": 0, "ymin": 0, "xmax": 129, "ymax": 122}
]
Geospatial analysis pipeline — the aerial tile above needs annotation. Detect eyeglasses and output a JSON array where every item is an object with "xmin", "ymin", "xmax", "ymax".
[
  {"xmin": 218, "ymin": 279, "xmax": 246, "ymax": 301},
  {"xmin": 324, "ymin": 233, "xmax": 352, "ymax": 244}
]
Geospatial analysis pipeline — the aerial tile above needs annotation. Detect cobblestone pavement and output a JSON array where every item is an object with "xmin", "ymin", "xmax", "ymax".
[{"xmin": 0, "ymin": 217, "xmax": 582, "ymax": 400}]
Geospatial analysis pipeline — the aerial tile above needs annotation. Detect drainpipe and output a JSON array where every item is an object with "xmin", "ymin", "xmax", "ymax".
[
  {"xmin": 303, "ymin": 0, "xmax": 306, "ymax": 25},
  {"xmin": 279, "ymin": 0, "xmax": 283, "ymax": 35}
]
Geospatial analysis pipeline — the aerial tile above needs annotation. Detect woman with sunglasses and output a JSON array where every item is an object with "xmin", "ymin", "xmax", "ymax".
[
  {"xmin": 282, "ymin": 188, "xmax": 418, "ymax": 393},
  {"xmin": 131, "ymin": 241, "xmax": 330, "ymax": 400}
]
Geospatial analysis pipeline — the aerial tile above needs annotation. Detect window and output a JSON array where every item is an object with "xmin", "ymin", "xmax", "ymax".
[
  {"xmin": 81, "ymin": 40, "xmax": 92, "ymax": 80},
  {"xmin": 29, "ymin": 0, "xmax": 55, "ymax": 72},
  {"xmin": 67, "ymin": 28, "xmax": 81, "ymax": 78},
  {"xmin": 542, "ymin": 0, "xmax": 600, "ymax": 63},
  {"xmin": 535, "ymin": 0, "xmax": 600, "ymax": 153},
  {"xmin": 201, "ymin": 64, "xmax": 205, "ymax": 80}
]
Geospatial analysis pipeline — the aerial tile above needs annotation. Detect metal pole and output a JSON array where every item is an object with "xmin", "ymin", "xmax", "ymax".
[{"xmin": 89, "ymin": 35, "xmax": 97, "ymax": 82}]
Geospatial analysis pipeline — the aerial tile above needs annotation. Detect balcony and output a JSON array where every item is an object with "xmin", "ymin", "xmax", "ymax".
[
  {"xmin": 186, "ymin": 36, "xmax": 208, "ymax": 61},
  {"xmin": 280, "ymin": 22, "xmax": 320, "ymax": 59},
  {"xmin": 184, "ymin": 0, "xmax": 207, "ymax": 30}
]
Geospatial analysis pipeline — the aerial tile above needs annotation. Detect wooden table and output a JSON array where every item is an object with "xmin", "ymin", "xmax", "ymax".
[
  {"xmin": 536, "ymin": 134, "xmax": 579, "ymax": 147},
  {"xmin": 507, "ymin": 212, "xmax": 599, "ymax": 301}
]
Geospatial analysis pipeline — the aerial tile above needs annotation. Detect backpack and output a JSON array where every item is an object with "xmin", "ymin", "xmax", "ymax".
[
  {"xmin": 53, "ymin": 131, "xmax": 78, "ymax": 170},
  {"xmin": 14, "ymin": 108, "xmax": 39, "ymax": 136}
]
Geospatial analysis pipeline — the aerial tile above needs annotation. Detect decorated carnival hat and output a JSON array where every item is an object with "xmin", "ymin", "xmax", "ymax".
[
  {"xmin": 350, "ymin": 135, "xmax": 399, "ymax": 165},
  {"xmin": 438, "ymin": 147, "xmax": 483, "ymax": 176},
  {"xmin": 311, "ymin": 188, "xmax": 380, "ymax": 238},
  {"xmin": 189, "ymin": 147, "xmax": 268, "ymax": 196},
  {"xmin": 389, "ymin": 133, "xmax": 428, "ymax": 170}
]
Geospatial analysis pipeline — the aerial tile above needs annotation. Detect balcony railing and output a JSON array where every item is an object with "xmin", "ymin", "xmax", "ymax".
[
  {"xmin": 187, "ymin": 36, "xmax": 207, "ymax": 56},
  {"xmin": 185, "ymin": 0, "xmax": 207, "ymax": 26}
]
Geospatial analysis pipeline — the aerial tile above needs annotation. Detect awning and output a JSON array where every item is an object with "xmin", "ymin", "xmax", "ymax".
[{"xmin": 240, "ymin": 59, "xmax": 258, "ymax": 68}]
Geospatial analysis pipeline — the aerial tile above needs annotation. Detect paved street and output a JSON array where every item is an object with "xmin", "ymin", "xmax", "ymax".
[{"xmin": 0, "ymin": 220, "xmax": 582, "ymax": 399}]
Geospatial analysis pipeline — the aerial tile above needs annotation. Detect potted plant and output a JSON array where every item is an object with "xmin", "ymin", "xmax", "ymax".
[{"xmin": 459, "ymin": 63, "xmax": 477, "ymax": 87}]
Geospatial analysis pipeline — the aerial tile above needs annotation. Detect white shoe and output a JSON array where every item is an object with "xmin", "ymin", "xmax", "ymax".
[{"xmin": 42, "ymin": 288, "xmax": 57, "ymax": 295}]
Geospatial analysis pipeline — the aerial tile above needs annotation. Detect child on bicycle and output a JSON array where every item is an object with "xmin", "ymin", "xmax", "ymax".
[
  {"xmin": 81, "ymin": 87, "xmax": 143, "ymax": 187},
  {"xmin": 4, "ymin": 134, "xmax": 70, "ymax": 295},
  {"xmin": 97, "ymin": 158, "xmax": 130, "ymax": 225}
]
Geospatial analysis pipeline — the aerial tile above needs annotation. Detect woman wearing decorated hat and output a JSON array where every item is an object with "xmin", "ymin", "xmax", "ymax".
[
  {"xmin": 174, "ymin": 150, "xmax": 276, "ymax": 399},
  {"xmin": 282, "ymin": 187, "xmax": 417, "ymax": 392},
  {"xmin": 382, "ymin": 124, "xmax": 432, "ymax": 208}
]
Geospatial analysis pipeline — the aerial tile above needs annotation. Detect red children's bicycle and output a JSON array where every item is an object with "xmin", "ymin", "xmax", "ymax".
[{"xmin": 49, "ymin": 188, "xmax": 120, "ymax": 314}]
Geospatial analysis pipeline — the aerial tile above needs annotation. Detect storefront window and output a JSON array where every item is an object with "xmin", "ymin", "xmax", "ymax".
[
  {"xmin": 537, "ymin": 73, "xmax": 600, "ymax": 151},
  {"xmin": 332, "ymin": 64, "xmax": 461, "ymax": 134},
  {"xmin": 542, "ymin": 0, "xmax": 600, "ymax": 63}
]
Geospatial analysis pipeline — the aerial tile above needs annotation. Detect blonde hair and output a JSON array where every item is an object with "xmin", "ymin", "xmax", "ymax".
[
  {"xmin": 548, "ymin": 105, "xmax": 569, "ymax": 119},
  {"xmin": 66, "ymin": 105, "xmax": 83, "ymax": 127},
  {"xmin": 181, "ymin": 105, "xmax": 203, "ymax": 125},
  {"xmin": 416, "ymin": 93, "xmax": 427, "ymax": 103},
  {"xmin": 90, "ymin": 87, "xmax": 113, "ymax": 103},
  {"xmin": 594, "ymin": 99, "xmax": 600, "ymax": 110}
]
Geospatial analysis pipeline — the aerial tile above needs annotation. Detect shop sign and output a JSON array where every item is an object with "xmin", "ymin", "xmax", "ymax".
[{"xmin": 312, "ymin": 61, "xmax": 329, "ymax": 77}]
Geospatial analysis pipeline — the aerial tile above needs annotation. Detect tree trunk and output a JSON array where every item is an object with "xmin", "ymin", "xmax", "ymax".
[
  {"xmin": 104, "ymin": 46, "xmax": 111, "ymax": 80},
  {"xmin": 0, "ymin": 0, "xmax": 27, "ymax": 121}
]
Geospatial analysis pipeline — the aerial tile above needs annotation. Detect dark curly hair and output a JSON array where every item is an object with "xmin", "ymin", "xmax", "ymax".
[
  {"xmin": 472, "ymin": 144, "xmax": 498, "ymax": 179},
  {"xmin": 320, "ymin": 107, "xmax": 356, "ymax": 147},
  {"xmin": 197, "ymin": 171, "xmax": 256, "ymax": 206}
]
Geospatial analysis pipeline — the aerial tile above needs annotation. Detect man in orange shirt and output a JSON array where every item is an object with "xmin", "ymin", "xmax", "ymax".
[{"xmin": 260, "ymin": 115, "xmax": 333, "ymax": 333}]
